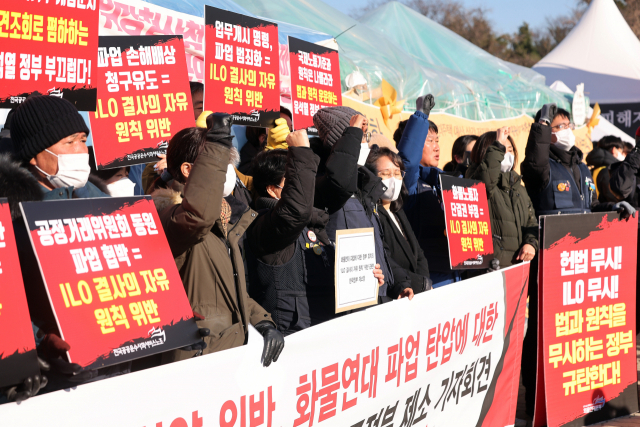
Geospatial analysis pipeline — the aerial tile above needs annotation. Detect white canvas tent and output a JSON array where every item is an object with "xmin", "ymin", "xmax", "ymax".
[
  {"xmin": 534, "ymin": 0, "xmax": 640, "ymax": 104},
  {"xmin": 533, "ymin": 0, "xmax": 640, "ymax": 137}
]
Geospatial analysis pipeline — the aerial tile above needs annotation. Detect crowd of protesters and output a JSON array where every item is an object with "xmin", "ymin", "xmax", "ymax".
[{"xmin": 0, "ymin": 87, "xmax": 637, "ymax": 421}]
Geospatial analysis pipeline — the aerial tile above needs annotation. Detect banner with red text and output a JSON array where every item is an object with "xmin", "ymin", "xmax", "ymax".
[
  {"xmin": 204, "ymin": 6, "xmax": 279, "ymax": 128},
  {"xmin": 534, "ymin": 213, "xmax": 638, "ymax": 427},
  {"xmin": 19, "ymin": 197, "xmax": 199, "ymax": 370},
  {"xmin": 0, "ymin": 0, "xmax": 99, "ymax": 110},
  {"xmin": 90, "ymin": 35, "xmax": 194, "ymax": 169},
  {"xmin": 288, "ymin": 36, "xmax": 341, "ymax": 135},
  {"xmin": 0, "ymin": 263, "xmax": 529, "ymax": 427},
  {"xmin": 0, "ymin": 198, "xmax": 39, "ymax": 388},
  {"xmin": 440, "ymin": 175, "xmax": 494, "ymax": 270}
]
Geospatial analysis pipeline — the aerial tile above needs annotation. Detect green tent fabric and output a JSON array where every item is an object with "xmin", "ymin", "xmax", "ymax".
[
  {"xmin": 232, "ymin": 0, "xmax": 570, "ymax": 119},
  {"xmin": 360, "ymin": 2, "xmax": 571, "ymax": 117}
]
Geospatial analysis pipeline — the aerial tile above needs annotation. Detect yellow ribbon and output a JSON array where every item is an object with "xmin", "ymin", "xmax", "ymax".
[
  {"xmin": 374, "ymin": 79, "xmax": 404, "ymax": 128},
  {"xmin": 586, "ymin": 103, "xmax": 600, "ymax": 139}
]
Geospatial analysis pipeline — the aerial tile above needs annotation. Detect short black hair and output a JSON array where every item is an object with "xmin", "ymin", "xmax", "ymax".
[
  {"xmin": 251, "ymin": 149, "xmax": 288, "ymax": 198},
  {"xmin": 280, "ymin": 106, "xmax": 292, "ymax": 120},
  {"xmin": 189, "ymin": 81, "xmax": 204, "ymax": 96},
  {"xmin": 598, "ymin": 135, "xmax": 624, "ymax": 151},
  {"xmin": 246, "ymin": 126, "xmax": 267, "ymax": 144},
  {"xmin": 166, "ymin": 127, "xmax": 207, "ymax": 183},
  {"xmin": 393, "ymin": 118, "xmax": 438, "ymax": 144},
  {"xmin": 534, "ymin": 107, "xmax": 571, "ymax": 123},
  {"xmin": 393, "ymin": 119, "xmax": 408, "ymax": 143}
]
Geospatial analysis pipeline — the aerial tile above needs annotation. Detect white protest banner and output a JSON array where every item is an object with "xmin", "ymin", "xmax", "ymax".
[
  {"xmin": 335, "ymin": 227, "xmax": 378, "ymax": 313},
  {"xmin": 0, "ymin": 264, "xmax": 530, "ymax": 427}
]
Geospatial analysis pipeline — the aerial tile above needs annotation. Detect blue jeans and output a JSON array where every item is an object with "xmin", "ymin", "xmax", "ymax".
[{"xmin": 431, "ymin": 271, "xmax": 462, "ymax": 288}]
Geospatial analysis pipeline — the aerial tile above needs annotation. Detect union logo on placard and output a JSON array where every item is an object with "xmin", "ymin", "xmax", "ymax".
[{"xmin": 583, "ymin": 395, "xmax": 605, "ymax": 413}]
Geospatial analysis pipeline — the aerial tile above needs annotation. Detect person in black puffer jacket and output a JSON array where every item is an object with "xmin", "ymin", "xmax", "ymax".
[
  {"xmin": 365, "ymin": 146, "xmax": 432, "ymax": 295},
  {"xmin": 313, "ymin": 107, "xmax": 415, "ymax": 302},
  {"xmin": 465, "ymin": 128, "xmax": 538, "ymax": 268},
  {"xmin": 245, "ymin": 130, "xmax": 385, "ymax": 336},
  {"xmin": 585, "ymin": 135, "xmax": 626, "ymax": 203}
]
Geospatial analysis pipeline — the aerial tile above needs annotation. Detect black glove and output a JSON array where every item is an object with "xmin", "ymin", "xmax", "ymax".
[
  {"xmin": 613, "ymin": 201, "xmax": 636, "ymax": 219},
  {"xmin": 38, "ymin": 333, "xmax": 97, "ymax": 386},
  {"xmin": 254, "ymin": 321, "xmax": 284, "ymax": 367},
  {"xmin": 3, "ymin": 358, "xmax": 49, "ymax": 403},
  {"xmin": 205, "ymin": 113, "xmax": 234, "ymax": 147},
  {"xmin": 487, "ymin": 259, "xmax": 501, "ymax": 273},
  {"xmin": 539, "ymin": 103, "xmax": 557, "ymax": 125},
  {"xmin": 416, "ymin": 94, "xmax": 435, "ymax": 115},
  {"xmin": 179, "ymin": 328, "xmax": 210, "ymax": 352}
]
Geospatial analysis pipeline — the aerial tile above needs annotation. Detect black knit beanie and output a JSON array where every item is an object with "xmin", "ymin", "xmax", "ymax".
[
  {"xmin": 11, "ymin": 96, "xmax": 90, "ymax": 162},
  {"xmin": 313, "ymin": 106, "xmax": 360, "ymax": 146}
]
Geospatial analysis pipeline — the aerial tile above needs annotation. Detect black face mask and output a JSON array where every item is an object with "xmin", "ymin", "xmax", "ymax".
[{"xmin": 461, "ymin": 151, "xmax": 471, "ymax": 166}]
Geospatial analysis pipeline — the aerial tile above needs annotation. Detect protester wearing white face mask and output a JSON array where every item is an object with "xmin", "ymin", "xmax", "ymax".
[
  {"xmin": 366, "ymin": 146, "xmax": 431, "ymax": 296},
  {"xmin": 11, "ymin": 96, "xmax": 109, "ymax": 200},
  {"xmin": 519, "ymin": 104, "xmax": 635, "ymax": 419},
  {"xmin": 466, "ymin": 127, "xmax": 538, "ymax": 271}
]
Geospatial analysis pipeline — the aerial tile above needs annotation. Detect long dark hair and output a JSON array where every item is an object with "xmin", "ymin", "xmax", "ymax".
[
  {"xmin": 365, "ymin": 146, "xmax": 408, "ymax": 213},
  {"xmin": 471, "ymin": 131, "xmax": 517, "ymax": 168},
  {"xmin": 443, "ymin": 135, "xmax": 478, "ymax": 171}
]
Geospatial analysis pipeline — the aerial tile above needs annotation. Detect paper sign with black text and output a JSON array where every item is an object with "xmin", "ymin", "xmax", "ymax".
[
  {"xmin": 0, "ymin": 198, "xmax": 39, "ymax": 388},
  {"xmin": 0, "ymin": 0, "xmax": 99, "ymax": 110},
  {"xmin": 90, "ymin": 35, "xmax": 194, "ymax": 169},
  {"xmin": 534, "ymin": 213, "xmax": 638, "ymax": 427},
  {"xmin": 19, "ymin": 197, "xmax": 199, "ymax": 370},
  {"xmin": 334, "ymin": 227, "xmax": 378, "ymax": 313},
  {"xmin": 204, "ymin": 6, "xmax": 279, "ymax": 128},
  {"xmin": 440, "ymin": 175, "xmax": 494, "ymax": 269},
  {"xmin": 288, "ymin": 36, "xmax": 341, "ymax": 134}
]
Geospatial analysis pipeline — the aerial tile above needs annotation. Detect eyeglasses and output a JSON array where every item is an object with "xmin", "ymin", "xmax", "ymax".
[
  {"xmin": 378, "ymin": 169, "xmax": 406, "ymax": 180},
  {"xmin": 364, "ymin": 132, "xmax": 372, "ymax": 143},
  {"xmin": 551, "ymin": 122, "xmax": 575, "ymax": 132}
]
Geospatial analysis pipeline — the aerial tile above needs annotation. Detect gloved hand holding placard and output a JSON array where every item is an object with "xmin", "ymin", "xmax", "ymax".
[{"xmin": 20, "ymin": 197, "xmax": 201, "ymax": 370}]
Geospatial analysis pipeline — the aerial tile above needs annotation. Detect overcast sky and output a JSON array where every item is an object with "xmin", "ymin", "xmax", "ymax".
[{"xmin": 323, "ymin": 0, "xmax": 576, "ymax": 35}]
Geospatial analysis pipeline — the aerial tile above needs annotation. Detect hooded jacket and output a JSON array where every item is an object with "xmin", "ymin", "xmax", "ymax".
[
  {"xmin": 585, "ymin": 147, "xmax": 619, "ymax": 203},
  {"xmin": 466, "ymin": 142, "xmax": 538, "ymax": 267},
  {"xmin": 152, "ymin": 136, "xmax": 274, "ymax": 362},
  {"xmin": 609, "ymin": 149, "xmax": 640, "ymax": 207}
]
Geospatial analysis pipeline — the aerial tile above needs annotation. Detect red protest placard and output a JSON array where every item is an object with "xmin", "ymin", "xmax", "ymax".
[
  {"xmin": 90, "ymin": 35, "xmax": 194, "ymax": 169},
  {"xmin": 288, "ymin": 36, "xmax": 341, "ymax": 134},
  {"xmin": 20, "ymin": 197, "xmax": 200, "ymax": 370},
  {"xmin": 0, "ymin": 198, "xmax": 39, "ymax": 388},
  {"xmin": 0, "ymin": 0, "xmax": 99, "ymax": 110},
  {"xmin": 204, "ymin": 6, "xmax": 279, "ymax": 128},
  {"xmin": 440, "ymin": 175, "xmax": 494, "ymax": 269},
  {"xmin": 535, "ymin": 213, "xmax": 638, "ymax": 427}
]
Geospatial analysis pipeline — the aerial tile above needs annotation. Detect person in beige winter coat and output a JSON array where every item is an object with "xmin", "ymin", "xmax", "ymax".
[{"xmin": 154, "ymin": 114, "xmax": 284, "ymax": 366}]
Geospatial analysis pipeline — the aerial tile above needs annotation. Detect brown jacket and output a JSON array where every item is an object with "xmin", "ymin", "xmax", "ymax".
[{"xmin": 153, "ymin": 140, "xmax": 273, "ymax": 362}]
